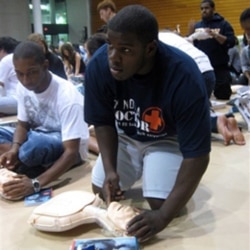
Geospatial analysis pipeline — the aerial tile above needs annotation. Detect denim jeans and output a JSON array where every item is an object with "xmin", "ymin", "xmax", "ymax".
[{"xmin": 0, "ymin": 126, "xmax": 64, "ymax": 168}]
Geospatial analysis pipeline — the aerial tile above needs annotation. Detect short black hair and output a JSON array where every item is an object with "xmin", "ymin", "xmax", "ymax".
[
  {"xmin": 0, "ymin": 36, "xmax": 19, "ymax": 53},
  {"xmin": 240, "ymin": 8, "xmax": 250, "ymax": 23},
  {"xmin": 13, "ymin": 41, "xmax": 45, "ymax": 64},
  {"xmin": 108, "ymin": 4, "xmax": 158, "ymax": 44},
  {"xmin": 86, "ymin": 33, "xmax": 108, "ymax": 56},
  {"xmin": 201, "ymin": 0, "xmax": 215, "ymax": 9}
]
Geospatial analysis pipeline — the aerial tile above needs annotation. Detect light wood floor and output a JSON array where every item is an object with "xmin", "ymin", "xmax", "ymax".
[{"xmin": 0, "ymin": 110, "xmax": 249, "ymax": 250}]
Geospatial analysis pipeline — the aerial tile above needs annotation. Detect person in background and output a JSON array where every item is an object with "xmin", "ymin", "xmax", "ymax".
[
  {"xmin": 0, "ymin": 36, "xmax": 19, "ymax": 116},
  {"xmin": 85, "ymin": 32, "xmax": 108, "ymax": 64},
  {"xmin": 239, "ymin": 8, "xmax": 250, "ymax": 86},
  {"xmin": 228, "ymin": 36, "xmax": 242, "ymax": 83},
  {"xmin": 58, "ymin": 38, "xmax": 65, "ymax": 48},
  {"xmin": 27, "ymin": 33, "xmax": 67, "ymax": 80},
  {"xmin": 96, "ymin": 0, "xmax": 117, "ymax": 33},
  {"xmin": 60, "ymin": 42, "xmax": 86, "ymax": 79},
  {"xmin": 83, "ymin": 32, "xmax": 108, "ymax": 155},
  {"xmin": 159, "ymin": 31, "xmax": 245, "ymax": 146},
  {"xmin": 0, "ymin": 41, "xmax": 89, "ymax": 199},
  {"xmin": 85, "ymin": 5, "xmax": 211, "ymax": 242},
  {"xmin": 160, "ymin": 30, "xmax": 215, "ymax": 98},
  {"xmin": 189, "ymin": 0, "xmax": 236, "ymax": 100}
]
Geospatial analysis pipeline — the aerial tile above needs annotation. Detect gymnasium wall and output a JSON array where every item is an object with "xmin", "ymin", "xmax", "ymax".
[{"xmin": 91, "ymin": 0, "xmax": 248, "ymax": 36}]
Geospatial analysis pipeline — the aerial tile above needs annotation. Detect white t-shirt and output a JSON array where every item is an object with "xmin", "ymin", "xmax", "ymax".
[
  {"xmin": 159, "ymin": 32, "xmax": 214, "ymax": 73},
  {"xmin": 17, "ymin": 73, "xmax": 89, "ymax": 143},
  {"xmin": 0, "ymin": 53, "xmax": 18, "ymax": 98}
]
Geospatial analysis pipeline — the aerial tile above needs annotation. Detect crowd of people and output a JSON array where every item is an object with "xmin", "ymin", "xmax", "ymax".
[{"xmin": 0, "ymin": 0, "xmax": 249, "ymax": 243}]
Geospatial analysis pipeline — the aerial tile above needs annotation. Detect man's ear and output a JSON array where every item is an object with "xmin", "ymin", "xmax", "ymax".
[{"xmin": 146, "ymin": 40, "xmax": 157, "ymax": 57}]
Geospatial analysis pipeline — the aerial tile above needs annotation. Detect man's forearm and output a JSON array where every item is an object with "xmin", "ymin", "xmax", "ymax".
[
  {"xmin": 34, "ymin": 139, "xmax": 80, "ymax": 187},
  {"xmin": 159, "ymin": 154, "xmax": 209, "ymax": 226},
  {"xmin": 37, "ymin": 149, "xmax": 79, "ymax": 187},
  {"xmin": 95, "ymin": 125, "xmax": 118, "ymax": 174},
  {"xmin": 11, "ymin": 122, "xmax": 29, "ymax": 152}
]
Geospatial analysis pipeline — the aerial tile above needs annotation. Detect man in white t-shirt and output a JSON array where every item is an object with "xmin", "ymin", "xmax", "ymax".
[
  {"xmin": 0, "ymin": 36, "xmax": 19, "ymax": 115},
  {"xmin": 159, "ymin": 31, "xmax": 215, "ymax": 97},
  {"xmin": 0, "ymin": 41, "xmax": 89, "ymax": 199}
]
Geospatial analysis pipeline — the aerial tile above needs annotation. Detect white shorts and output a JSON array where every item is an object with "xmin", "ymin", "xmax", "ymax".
[{"xmin": 92, "ymin": 133, "xmax": 183, "ymax": 199}]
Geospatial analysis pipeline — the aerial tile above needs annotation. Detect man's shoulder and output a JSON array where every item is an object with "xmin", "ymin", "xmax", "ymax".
[
  {"xmin": 0, "ymin": 53, "xmax": 13, "ymax": 65},
  {"xmin": 158, "ymin": 41, "xmax": 197, "ymax": 65},
  {"xmin": 51, "ymin": 74, "xmax": 83, "ymax": 99}
]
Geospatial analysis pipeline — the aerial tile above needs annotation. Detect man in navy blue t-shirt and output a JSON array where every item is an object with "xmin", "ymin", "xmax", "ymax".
[{"xmin": 85, "ymin": 5, "xmax": 211, "ymax": 242}]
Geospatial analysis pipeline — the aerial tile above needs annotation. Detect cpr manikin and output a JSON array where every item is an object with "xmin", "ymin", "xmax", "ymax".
[
  {"xmin": 27, "ymin": 190, "xmax": 139, "ymax": 236},
  {"xmin": 0, "ymin": 169, "xmax": 139, "ymax": 235}
]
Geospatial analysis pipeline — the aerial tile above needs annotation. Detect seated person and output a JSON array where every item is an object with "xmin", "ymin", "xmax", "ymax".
[
  {"xmin": 239, "ymin": 39, "xmax": 250, "ymax": 85},
  {"xmin": 85, "ymin": 32, "xmax": 108, "ymax": 64},
  {"xmin": 60, "ymin": 42, "xmax": 86, "ymax": 80},
  {"xmin": 0, "ymin": 36, "xmax": 19, "ymax": 116},
  {"xmin": 238, "ymin": 8, "xmax": 250, "ymax": 86},
  {"xmin": 27, "ymin": 33, "xmax": 67, "ymax": 80},
  {"xmin": 0, "ymin": 41, "xmax": 89, "ymax": 200}
]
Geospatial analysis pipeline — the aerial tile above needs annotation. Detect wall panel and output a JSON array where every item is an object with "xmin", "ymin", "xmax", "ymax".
[{"xmin": 91, "ymin": 0, "xmax": 249, "ymax": 36}]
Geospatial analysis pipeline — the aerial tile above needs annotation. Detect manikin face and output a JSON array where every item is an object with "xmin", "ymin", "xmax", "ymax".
[
  {"xmin": 107, "ymin": 30, "xmax": 155, "ymax": 81},
  {"xmin": 14, "ymin": 57, "xmax": 48, "ymax": 93},
  {"xmin": 99, "ymin": 8, "xmax": 112, "ymax": 23},
  {"xmin": 200, "ymin": 2, "xmax": 214, "ymax": 20},
  {"xmin": 241, "ymin": 19, "xmax": 250, "ymax": 44}
]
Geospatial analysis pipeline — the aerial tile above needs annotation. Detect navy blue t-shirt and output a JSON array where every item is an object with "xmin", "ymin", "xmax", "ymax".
[{"xmin": 84, "ymin": 41, "xmax": 211, "ymax": 158}]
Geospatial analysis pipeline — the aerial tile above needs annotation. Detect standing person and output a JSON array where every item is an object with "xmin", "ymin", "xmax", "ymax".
[
  {"xmin": 189, "ymin": 0, "xmax": 236, "ymax": 100},
  {"xmin": 0, "ymin": 36, "xmax": 19, "ymax": 116},
  {"xmin": 96, "ymin": 0, "xmax": 116, "ymax": 33},
  {"xmin": 239, "ymin": 8, "xmax": 250, "ymax": 86},
  {"xmin": 0, "ymin": 41, "xmax": 89, "ymax": 200},
  {"xmin": 27, "ymin": 33, "xmax": 67, "ymax": 80},
  {"xmin": 84, "ymin": 5, "xmax": 211, "ymax": 242}
]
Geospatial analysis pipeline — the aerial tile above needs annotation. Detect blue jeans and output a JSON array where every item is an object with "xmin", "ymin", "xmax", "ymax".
[
  {"xmin": 0, "ymin": 96, "xmax": 17, "ymax": 115},
  {"xmin": 0, "ymin": 126, "xmax": 64, "ymax": 168}
]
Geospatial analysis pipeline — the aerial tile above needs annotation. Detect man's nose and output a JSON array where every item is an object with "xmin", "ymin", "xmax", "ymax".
[
  {"xmin": 21, "ymin": 74, "xmax": 32, "ymax": 85},
  {"xmin": 109, "ymin": 48, "xmax": 121, "ymax": 63}
]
